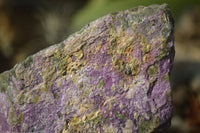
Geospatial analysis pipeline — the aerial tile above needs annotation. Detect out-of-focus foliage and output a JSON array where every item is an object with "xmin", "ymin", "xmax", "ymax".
[
  {"xmin": 0, "ymin": 0, "xmax": 87, "ymax": 72},
  {"xmin": 71, "ymin": 0, "xmax": 200, "ymax": 31}
]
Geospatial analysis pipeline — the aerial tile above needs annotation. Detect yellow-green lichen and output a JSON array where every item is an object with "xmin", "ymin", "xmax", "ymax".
[
  {"xmin": 142, "ymin": 43, "xmax": 151, "ymax": 54},
  {"xmin": 6, "ymin": 86, "xmax": 16, "ymax": 103},
  {"xmin": 97, "ymin": 78, "xmax": 105, "ymax": 89},
  {"xmin": 19, "ymin": 91, "xmax": 39, "ymax": 104},
  {"xmin": 93, "ymin": 44, "xmax": 102, "ymax": 54},
  {"xmin": 66, "ymin": 60, "xmax": 86, "ymax": 74},
  {"xmin": 73, "ymin": 50, "xmax": 84, "ymax": 60},
  {"xmin": 147, "ymin": 63, "xmax": 158, "ymax": 80},
  {"xmin": 140, "ymin": 35, "xmax": 147, "ymax": 53},
  {"xmin": 162, "ymin": 74, "xmax": 170, "ymax": 82},
  {"xmin": 111, "ymin": 84, "xmax": 116, "ymax": 92},
  {"xmin": 123, "ymin": 44, "xmax": 135, "ymax": 55},
  {"xmin": 107, "ymin": 38, "xmax": 118, "ymax": 55},
  {"xmin": 161, "ymin": 41, "xmax": 167, "ymax": 49},
  {"xmin": 114, "ymin": 110, "xmax": 126, "ymax": 120},
  {"xmin": 124, "ymin": 58, "xmax": 140, "ymax": 76},
  {"xmin": 122, "ymin": 119, "xmax": 134, "ymax": 133},
  {"xmin": 94, "ymin": 63, "xmax": 99, "ymax": 71},
  {"xmin": 63, "ymin": 111, "xmax": 102, "ymax": 132},
  {"xmin": 138, "ymin": 116, "xmax": 160, "ymax": 133},
  {"xmin": 8, "ymin": 106, "xmax": 24, "ymax": 126},
  {"xmin": 29, "ymin": 94, "xmax": 40, "ymax": 103},
  {"xmin": 16, "ymin": 84, "xmax": 46, "ymax": 104},
  {"xmin": 103, "ymin": 124, "xmax": 118, "ymax": 133},
  {"xmin": 16, "ymin": 91, "xmax": 26, "ymax": 105},
  {"xmin": 112, "ymin": 58, "xmax": 124, "ymax": 72},
  {"xmin": 156, "ymin": 49, "xmax": 167, "ymax": 61},
  {"xmin": 54, "ymin": 48, "xmax": 62, "ymax": 59}
]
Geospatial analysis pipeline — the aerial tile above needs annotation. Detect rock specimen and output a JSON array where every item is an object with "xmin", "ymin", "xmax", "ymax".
[{"xmin": 0, "ymin": 4, "xmax": 174, "ymax": 133}]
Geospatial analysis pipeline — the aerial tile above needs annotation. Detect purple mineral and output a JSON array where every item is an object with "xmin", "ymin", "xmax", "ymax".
[{"xmin": 0, "ymin": 4, "xmax": 174, "ymax": 133}]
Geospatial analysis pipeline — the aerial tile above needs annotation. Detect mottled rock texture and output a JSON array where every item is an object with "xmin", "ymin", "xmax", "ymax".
[{"xmin": 0, "ymin": 4, "xmax": 174, "ymax": 133}]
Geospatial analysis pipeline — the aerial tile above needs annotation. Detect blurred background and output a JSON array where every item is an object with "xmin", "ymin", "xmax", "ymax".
[{"xmin": 0, "ymin": 0, "xmax": 199, "ymax": 132}]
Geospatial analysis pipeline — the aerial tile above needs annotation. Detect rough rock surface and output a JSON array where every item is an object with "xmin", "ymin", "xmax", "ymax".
[{"xmin": 0, "ymin": 4, "xmax": 174, "ymax": 133}]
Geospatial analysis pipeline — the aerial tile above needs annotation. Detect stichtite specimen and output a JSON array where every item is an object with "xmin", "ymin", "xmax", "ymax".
[{"xmin": 0, "ymin": 4, "xmax": 174, "ymax": 133}]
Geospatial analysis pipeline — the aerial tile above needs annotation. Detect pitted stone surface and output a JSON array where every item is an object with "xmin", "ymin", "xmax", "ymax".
[{"xmin": 0, "ymin": 4, "xmax": 174, "ymax": 133}]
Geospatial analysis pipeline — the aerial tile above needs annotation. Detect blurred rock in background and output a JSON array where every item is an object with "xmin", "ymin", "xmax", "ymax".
[
  {"xmin": 170, "ymin": 5, "xmax": 200, "ymax": 133},
  {"xmin": 0, "ymin": 0, "xmax": 200, "ymax": 132}
]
